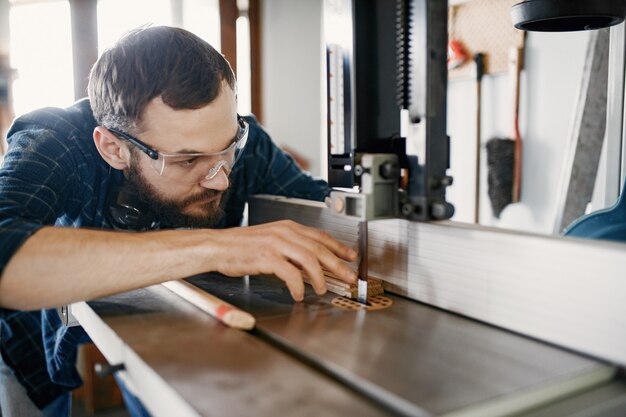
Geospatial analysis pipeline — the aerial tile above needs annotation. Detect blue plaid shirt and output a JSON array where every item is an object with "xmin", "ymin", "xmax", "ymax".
[{"xmin": 0, "ymin": 99, "xmax": 330, "ymax": 408}]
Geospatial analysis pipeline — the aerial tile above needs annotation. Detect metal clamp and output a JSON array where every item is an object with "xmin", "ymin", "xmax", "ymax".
[
  {"xmin": 57, "ymin": 304, "xmax": 80, "ymax": 327},
  {"xmin": 329, "ymin": 154, "xmax": 399, "ymax": 221}
]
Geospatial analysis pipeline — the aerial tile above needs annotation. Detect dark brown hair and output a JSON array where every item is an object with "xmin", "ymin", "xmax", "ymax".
[{"xmin": 88, "ymin": 26, "xmax": 235, "ymax": 133}]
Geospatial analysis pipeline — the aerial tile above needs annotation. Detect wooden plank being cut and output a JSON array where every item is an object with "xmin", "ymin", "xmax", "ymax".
[{"xmin": 304, "ymin": 271, "xmax": 384, "ymax": 298}]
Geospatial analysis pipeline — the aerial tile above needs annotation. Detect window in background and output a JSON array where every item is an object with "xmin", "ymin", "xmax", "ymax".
[
  {"xmin": 97, "ymin": 0, "xmax": 220, "ymax": 54},
  {"xmin": 9, "ymin": 0, "xmax": 74, "ymax": 117},
  {"xmin": 182, "ymin": 0, "xmax": 221, "ymax": 49},
  {"xmin": 96, "ymin": 0, "xmax": 237, "ymax": 110},
  {"xmin": 9, "ymin": 0, "xmax": 240, "ymax": 117},
  {"xmin": 97, "ymin": 0, "xmax": 171, "ymax": 53}
]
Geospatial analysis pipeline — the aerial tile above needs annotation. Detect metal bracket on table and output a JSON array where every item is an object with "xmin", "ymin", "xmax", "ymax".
[{"xmin": 58, "ymin": 304, "xmax": 80, "ymax": 327}]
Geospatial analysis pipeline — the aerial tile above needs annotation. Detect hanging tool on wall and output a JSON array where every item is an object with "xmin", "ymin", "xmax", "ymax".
[
  {"xmin": 473, "ymin": 53, "xmax": 485, "ymax": 224},
  {"xmin": 486, "ymin": 46, "xmax": 523, "ymax": 218},
  {"xmin": 448, "ymin": 4, "xmax": 470, "ymax": 70}
]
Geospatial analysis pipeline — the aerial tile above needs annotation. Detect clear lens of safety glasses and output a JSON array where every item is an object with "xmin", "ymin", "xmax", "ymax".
[
  {"xmin": 205, "ymin": 160, "xmax": 231, "ymax": 181},
  {"xmin": 150, "ymin": 144, "xmax": 237, "ymax": 184},
  {"xmin": 108, "ymin": 117, "xmax": 249, "ymax": 185},
  {"xmin": 149, "ymin": 118, "xmax": 249, "ymax": 184}
]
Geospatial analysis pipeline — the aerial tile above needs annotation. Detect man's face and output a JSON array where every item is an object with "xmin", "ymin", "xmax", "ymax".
[
  {"xmin": 124, "ymin": 152, "xmax": 229, "ymax": 228},
  {"xmin": 122, "ymin": 81, "xmax": 239, "ymax": 228}
]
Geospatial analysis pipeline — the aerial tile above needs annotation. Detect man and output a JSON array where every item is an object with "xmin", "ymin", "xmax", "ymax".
[{"xmin": 0, "ymin": 26, "xmax": 357, "ymax": 416}]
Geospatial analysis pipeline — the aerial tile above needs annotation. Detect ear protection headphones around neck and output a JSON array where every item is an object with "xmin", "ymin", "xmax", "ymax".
[{"xmin": 105, "ymin": 182, "xmax": 160, "ymax": 231}]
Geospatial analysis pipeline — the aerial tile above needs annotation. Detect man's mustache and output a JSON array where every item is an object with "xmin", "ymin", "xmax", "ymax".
[{"xmin": 182, "ymin": 189, "xmax": 223, "ymax": 205}]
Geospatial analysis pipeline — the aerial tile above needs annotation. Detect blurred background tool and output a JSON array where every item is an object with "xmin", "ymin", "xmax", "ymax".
[
  {"xmin": 447, "ymin": 4, "xmax": 470, "ymax": 70},
  {"xmin": 552, "ymin": 28, "xmax": 610, "ymax": 235},
  {"xmin": 448, "ymin": 39, "xmax": 469, "ymax": 70},
  {"xmin": 486, "ymin": 46, "xmax": 523, "ymax": 218}
]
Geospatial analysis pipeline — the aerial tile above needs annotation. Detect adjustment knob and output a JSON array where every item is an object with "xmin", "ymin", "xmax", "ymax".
[
  {"xmin": 431, "ymin": 202, "xmax": 455, "ymax": 220},
  {"xmin": 94, "ymin": 363, "xmax": 125, "ymax": 378},
  {"xmin": 379, "ymin": 161, "xmax": 400, "ymax": 179}
]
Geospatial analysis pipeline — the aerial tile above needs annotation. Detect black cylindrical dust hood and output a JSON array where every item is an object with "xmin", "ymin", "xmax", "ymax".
[{"xmin": 511, "ymin": 0, "xmax": 626, "ymax": 32}]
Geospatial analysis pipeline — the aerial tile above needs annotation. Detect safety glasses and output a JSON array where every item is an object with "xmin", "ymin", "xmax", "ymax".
[{"xmin": 108, "ymin": 116, "xmax": 249, "ymax": 184}]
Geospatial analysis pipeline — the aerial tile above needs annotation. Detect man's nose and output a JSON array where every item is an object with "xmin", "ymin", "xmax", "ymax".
[{"xmin": 199, "ymin": 166, "xmax": 229, "ymax": 190}]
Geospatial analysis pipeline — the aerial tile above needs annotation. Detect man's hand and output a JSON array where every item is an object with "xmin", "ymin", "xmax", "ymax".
[{"xmin": 209, "ymin": 220, "xmax": 358, "ymax": 301}]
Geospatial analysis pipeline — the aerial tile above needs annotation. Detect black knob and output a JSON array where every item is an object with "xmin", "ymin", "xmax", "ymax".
[
  {"xmin": 94, "ymin": 363, "xmax": 125, "ymax": 378},
  {"xmin": 379, "ymin": 161, "xmax": 400, "ymax": 179},
  {"xmin": 440, "ymin": 176, "xmax": 453, "ymax": 186},
  {"xmin": 431, "ymin": 202, "xmax": 455, "ymax": 220}
]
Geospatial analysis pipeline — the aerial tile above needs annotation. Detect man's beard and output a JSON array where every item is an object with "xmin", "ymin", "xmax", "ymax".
[{"xmin": 125, "ymin": 159, "xmax": 228, "ymax": 229}]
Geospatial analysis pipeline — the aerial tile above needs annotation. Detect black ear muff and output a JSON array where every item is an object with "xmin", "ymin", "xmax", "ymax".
[{"xmin": 105, "ymin": 183, "xmax": 160, "ymax": 231}]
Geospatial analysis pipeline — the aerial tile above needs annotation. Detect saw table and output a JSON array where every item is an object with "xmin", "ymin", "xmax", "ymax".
[{"xmin": 72, "ymin": 273, "xmax": 626, "ymax": 417}]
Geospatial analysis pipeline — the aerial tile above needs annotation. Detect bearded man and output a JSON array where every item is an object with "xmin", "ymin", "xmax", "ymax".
[{"xmin": 0, "ymin": 26, "xmax": 356, "ymax": 417}]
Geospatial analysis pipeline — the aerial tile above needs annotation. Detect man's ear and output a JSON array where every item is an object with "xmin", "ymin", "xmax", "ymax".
[{"xmin": 93, "ymin": 127, "xmax": 131, "ymax": 170}]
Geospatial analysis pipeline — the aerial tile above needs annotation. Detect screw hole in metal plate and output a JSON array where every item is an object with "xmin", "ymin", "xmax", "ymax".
[{"xmin": 331, "ymin": 295, "xmax": 393, "ymax": 311}]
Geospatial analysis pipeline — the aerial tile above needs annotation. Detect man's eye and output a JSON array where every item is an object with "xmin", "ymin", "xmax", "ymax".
[{"xmin": 178, "ymin": 157, "xmax": 198, "ymax": 167}]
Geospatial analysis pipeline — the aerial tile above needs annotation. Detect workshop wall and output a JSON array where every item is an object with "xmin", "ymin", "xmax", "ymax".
[{"xmin": 447, "ymin": 30, "xmax": 591, "ymax": 234}]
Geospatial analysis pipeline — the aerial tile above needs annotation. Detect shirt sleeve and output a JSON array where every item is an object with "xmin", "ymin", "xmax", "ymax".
[
  {"xmin": 0, "ymin": 128, "xmax": 78, "ymax": 274},
  {"xmin": 244, "ymin": 117, "xmax": 331, "ymax": 202}
]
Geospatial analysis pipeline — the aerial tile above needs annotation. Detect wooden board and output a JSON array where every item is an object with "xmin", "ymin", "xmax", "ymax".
[{"xmin": 304, "ymin": 273, "xmax": 384, "ymax": 298}]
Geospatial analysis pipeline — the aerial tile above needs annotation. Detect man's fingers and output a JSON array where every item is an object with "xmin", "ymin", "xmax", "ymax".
[
  {"xmin": 221, "ymin": 221, "xmax": 359, "ymax": 301},
  {"xmin": 281, "ymin": 241, "xmax": 328, "ymax": 295},
  {"xmin": 276, "ymin": 221, "xmax": 357, "ymax": 286},
  {"xmin": 284, "ymin": 221, "xmax": 357, "ymax": 262},
  {"xmin": 316, "ymin": 246, "xmax": 357, "ymax": 284},
  {"xmin": 271, "ymin": 259, "xmax": 306, "ymax": 301},
  {"xmin": 294, "ymin": 239, "xmax": 357, "ymax": 285}
]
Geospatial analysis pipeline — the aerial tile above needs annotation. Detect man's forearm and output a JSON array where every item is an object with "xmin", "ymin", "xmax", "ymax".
[
  {"xmin": 0, "ymin": 227, "xmax": 215, "ymax": 310},
  {"xmin": 0, "ymin": 221, "xmax": 358, "ymax": 310}
]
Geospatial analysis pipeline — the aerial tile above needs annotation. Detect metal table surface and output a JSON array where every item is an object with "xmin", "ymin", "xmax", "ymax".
[
  {"xmin": 77, "ymin": 273, "xmax": 615, "ymax": 417},
  {"xmin": 74, "ymin": 284, "xmax": 394, "ymax": 417},
  {"xmin": 185, "ymin": 273, "xmax": 613, "ymax": 416}
]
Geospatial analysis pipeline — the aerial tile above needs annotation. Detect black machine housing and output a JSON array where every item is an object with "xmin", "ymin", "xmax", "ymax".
[{"xmin": 325, "ymin": 0, "xmax": 454, "ymax": 221}]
